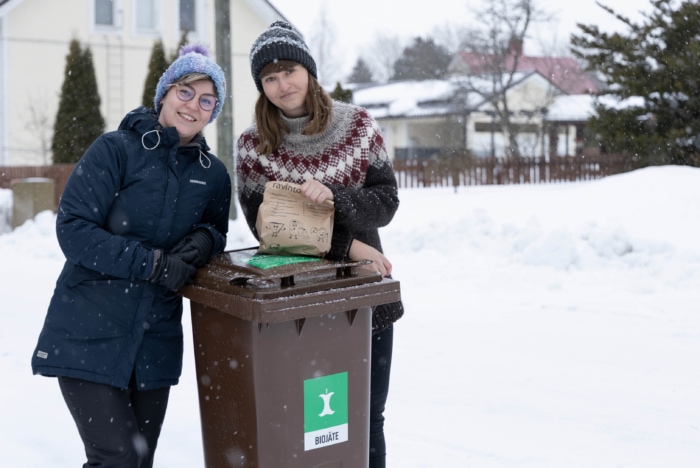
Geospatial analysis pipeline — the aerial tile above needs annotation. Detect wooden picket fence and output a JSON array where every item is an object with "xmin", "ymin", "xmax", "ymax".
[
  {"xmin": 392, "ymin": 153, "xmax": 631, "ymax": 188},
  {"xmin": 0, "ymin": 154, "xmax": 634, "ymax": 206}
]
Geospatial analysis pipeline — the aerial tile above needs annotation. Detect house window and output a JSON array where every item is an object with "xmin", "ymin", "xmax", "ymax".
[
  {"xmin": 95, "ymin": 0, "xmax": 115, "ymax": 26},
  {"xmin": 94, "ymin": 0, "xmax": 121, "ymax": 29},
  {"xmin": 179, "ymin": 0, "xmax": 196, "ymax": 33},
  {"xmin": 135, "ymin": 0, "xmax": 158, "ymax": 32}
]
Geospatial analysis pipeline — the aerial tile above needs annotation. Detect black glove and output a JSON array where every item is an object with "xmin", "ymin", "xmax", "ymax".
[
  {"xmin": 148, "ymin": 250, "xmax": 198, "ymax": 291},
  {"xmin": 169, "ymin": 228, "xmax": 215, "ymax": 268}
]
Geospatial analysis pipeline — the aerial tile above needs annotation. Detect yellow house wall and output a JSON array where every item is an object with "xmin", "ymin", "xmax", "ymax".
[
  {"xmin": 1, "ymin": 0, "xmax": 281, "ymax": 166},
  {"xmin": 377, "ymin": 116, "xmax": 464, "ymax": 159}
]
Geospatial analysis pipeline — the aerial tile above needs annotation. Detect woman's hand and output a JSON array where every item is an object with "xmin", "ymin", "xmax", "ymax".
[
  {"xmin": 301, "ymin": 179, "xmax": 334, "ymax": 204},
  {"xmin": 348, "ymin": 239, "xmax": 392, "ymax": 277}
]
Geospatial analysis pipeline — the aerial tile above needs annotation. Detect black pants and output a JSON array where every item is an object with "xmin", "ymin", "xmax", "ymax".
[
  {"xmin": 369, "ymin": 325, "xmax": 394, "ymax": 468},
  {"xmin": 58, "ymin": 375, "xmax": 171, "ymax": 468}
]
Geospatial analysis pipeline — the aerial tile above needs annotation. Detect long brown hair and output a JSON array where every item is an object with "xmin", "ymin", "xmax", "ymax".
[{"xmin": 254, "ymin": 60, "xmax": 333, "ymax": 155}]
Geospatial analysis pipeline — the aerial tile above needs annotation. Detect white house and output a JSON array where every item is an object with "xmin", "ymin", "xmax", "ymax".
[
  {"xmin": 0, "ymin": 0, "xmax": 289, "ymax": 166},
  {"xmin": 352, "ymin": 71, "xmax": 594, "ymax": 160}
]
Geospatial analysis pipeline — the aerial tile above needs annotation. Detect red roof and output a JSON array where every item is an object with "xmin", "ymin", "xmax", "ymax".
[{"xmin": 453, "ymin": 50, "xmax": 597, "ymax": 95}]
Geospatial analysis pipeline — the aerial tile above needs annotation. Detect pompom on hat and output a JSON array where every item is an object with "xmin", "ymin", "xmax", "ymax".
[
  {"xmin": 249, "ymin": 21, "xmax": 317, "ymax": 91},
  {"xmin": 154, "ymin": 44, "xmax": 226, "ymax": 123}
]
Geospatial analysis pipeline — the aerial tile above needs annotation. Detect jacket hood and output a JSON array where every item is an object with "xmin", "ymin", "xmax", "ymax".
[{"xmin": 118, "ymin": 106, "xmax": 160, "ymax": 134}]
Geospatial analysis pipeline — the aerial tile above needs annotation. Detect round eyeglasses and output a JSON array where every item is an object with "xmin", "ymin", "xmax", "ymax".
[{"xmin": 171, "ymin": 83, "xmax": 218, "ymax": 112}]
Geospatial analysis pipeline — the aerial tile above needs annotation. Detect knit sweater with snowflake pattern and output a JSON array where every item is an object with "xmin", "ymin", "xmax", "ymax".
[{"xmin": 235, "ymin": 99, "xmax": 403, "ymax": 332}]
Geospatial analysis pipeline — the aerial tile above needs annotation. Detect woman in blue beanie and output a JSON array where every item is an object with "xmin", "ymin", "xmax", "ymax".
[
  {"xmin": 31, "ymin": 44, "xmax": 231, "ymax": 467},
  {"xmin": 237, "ymin": 22, "xmax": 404, "ymax": 468}
]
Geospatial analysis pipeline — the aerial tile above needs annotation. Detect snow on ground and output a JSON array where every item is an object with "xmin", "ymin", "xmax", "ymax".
[{"xmin": 1, "ymin": 165, "xmax": 699, "ymax": 467}]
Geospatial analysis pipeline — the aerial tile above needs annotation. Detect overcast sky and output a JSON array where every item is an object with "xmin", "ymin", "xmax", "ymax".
[{"xmin": 270, "ymin": 0, "xmax": 651, "ymax": 79}]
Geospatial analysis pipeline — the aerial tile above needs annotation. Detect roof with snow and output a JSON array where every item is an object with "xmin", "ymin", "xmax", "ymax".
[
  {"xmin": 351, "ymin": 79, "xmax": 474, "ymax": 119},
  {"xmin": 351, "ymin": 72, "xmax": 544, "ymax": 119}
]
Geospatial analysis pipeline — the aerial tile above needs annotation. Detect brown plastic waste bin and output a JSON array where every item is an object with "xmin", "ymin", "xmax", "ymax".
[{"xmin": 179, "ymin": 248, "xmax": 401, "ymax": 468}]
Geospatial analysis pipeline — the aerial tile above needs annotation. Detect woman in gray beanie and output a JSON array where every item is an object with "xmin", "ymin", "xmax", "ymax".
[
  {"xmin": 237, "ymin": 21, "xmax": 404, "ymax": 468},
  {"xmin": 31, "ymin": 43, "xmax": 231, "ymax": 467}
]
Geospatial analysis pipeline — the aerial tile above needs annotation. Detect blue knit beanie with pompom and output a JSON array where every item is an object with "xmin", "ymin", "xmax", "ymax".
[{"xmin": 154, "ymin": 44, "xmax": 226, "ymax": 123}]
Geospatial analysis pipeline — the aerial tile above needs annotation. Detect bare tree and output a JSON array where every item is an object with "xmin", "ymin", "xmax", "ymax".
[
  {"xmin": 308, "ymin": 2, "xmax": 343, "ymax": 87},
  {"xmin": 23, "ymin": 92, "xmax": 54, "ymax": 165},
  {"xmin": 430, "ymin": 22, "xmax": 476, "ymax": 55},
  {"xmin": 360, "ymin": 33, "xmax": 406, "ymax": 83},
  {"xmin": 457, "ymin": 0, "xmax": 552, "ymax": 158}
]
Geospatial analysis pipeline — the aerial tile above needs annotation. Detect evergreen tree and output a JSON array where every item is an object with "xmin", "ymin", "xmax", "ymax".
[
  {"xmin": 391, "ymin": 37, "xmax": 451, "ymax": 81},
  {"xmin": 52, "ymin": 39, "xmax": 105, "ymax": 164},
  {"xmin": 571, "ymin": 0, "xmax": 700, "ymax": 167},
  {"xmin": 171, "ymin": 30, "xmax": 189, "ymax": 62},
  {"xmin": 347, "ymin": 58, "xmax": 373, "ymax": 84},
  {"xmin": 142, "ymin": 38, "xmax": 169, "ymax": 109},
  {"xmin": 330, "ymin": 82, "xmax": 353, "ymax": 103}
]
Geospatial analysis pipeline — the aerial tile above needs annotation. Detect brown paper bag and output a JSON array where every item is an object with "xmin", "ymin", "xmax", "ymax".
[{"xmin": 255, "ymin": 181, "xmax": 335, "ymax": 257}]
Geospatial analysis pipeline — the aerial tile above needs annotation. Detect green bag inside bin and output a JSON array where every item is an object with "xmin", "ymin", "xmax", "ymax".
[{"xmin": 246, "ymin": 253, "xmax": 322, "ymax": 270}]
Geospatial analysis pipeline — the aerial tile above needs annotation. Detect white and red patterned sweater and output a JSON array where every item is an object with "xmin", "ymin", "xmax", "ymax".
[
  {"xmin": 236, "ymin": 100, "xmax": 399, "ymax": 259},
  {"xmin": 235, "ymin": 100, "xmax": 403, "ymax": 331}
]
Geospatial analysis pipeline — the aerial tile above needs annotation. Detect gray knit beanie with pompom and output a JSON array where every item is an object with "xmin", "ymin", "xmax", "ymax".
[{"xmin": 249, "ymin": 21, "xmax": 317, "ymax": 92}]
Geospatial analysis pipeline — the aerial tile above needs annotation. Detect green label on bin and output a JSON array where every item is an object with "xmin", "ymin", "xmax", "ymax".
[
  {"xmin": 246, "ymin": 254, "xmax": 321, "ymax": 269},
  {"xmin": 303, "ymin": 372, "xmax": 348, "ymax": 451}
]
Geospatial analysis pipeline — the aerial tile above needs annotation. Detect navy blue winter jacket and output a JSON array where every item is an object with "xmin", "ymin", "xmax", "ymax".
[{"xmin": 31, "ymin": 107, "xmax": 231, "ymax": 390}]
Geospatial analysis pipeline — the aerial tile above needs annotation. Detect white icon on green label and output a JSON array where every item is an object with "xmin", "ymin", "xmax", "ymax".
[
  {"xmin": 318, "ymin": 389, "xmax": 335, "ymax": 417},
  {"xmin": 304, "ymin": 372, "xmax": 348, "ymax": 451}
]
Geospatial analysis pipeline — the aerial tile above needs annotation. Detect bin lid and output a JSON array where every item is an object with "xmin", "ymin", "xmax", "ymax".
[
  {"xmin": 179, "ymin": 247, "xmax": 402, "ymax": 323},
  {"xmin": 189, "ymin": 247, "xmax": 381, "ymax": 299}
]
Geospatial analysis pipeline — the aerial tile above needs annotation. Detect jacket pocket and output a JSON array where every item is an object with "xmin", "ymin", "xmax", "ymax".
[{"xmin": 62, "ymin": 263, "xmax": 117, "ymax": 287}]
